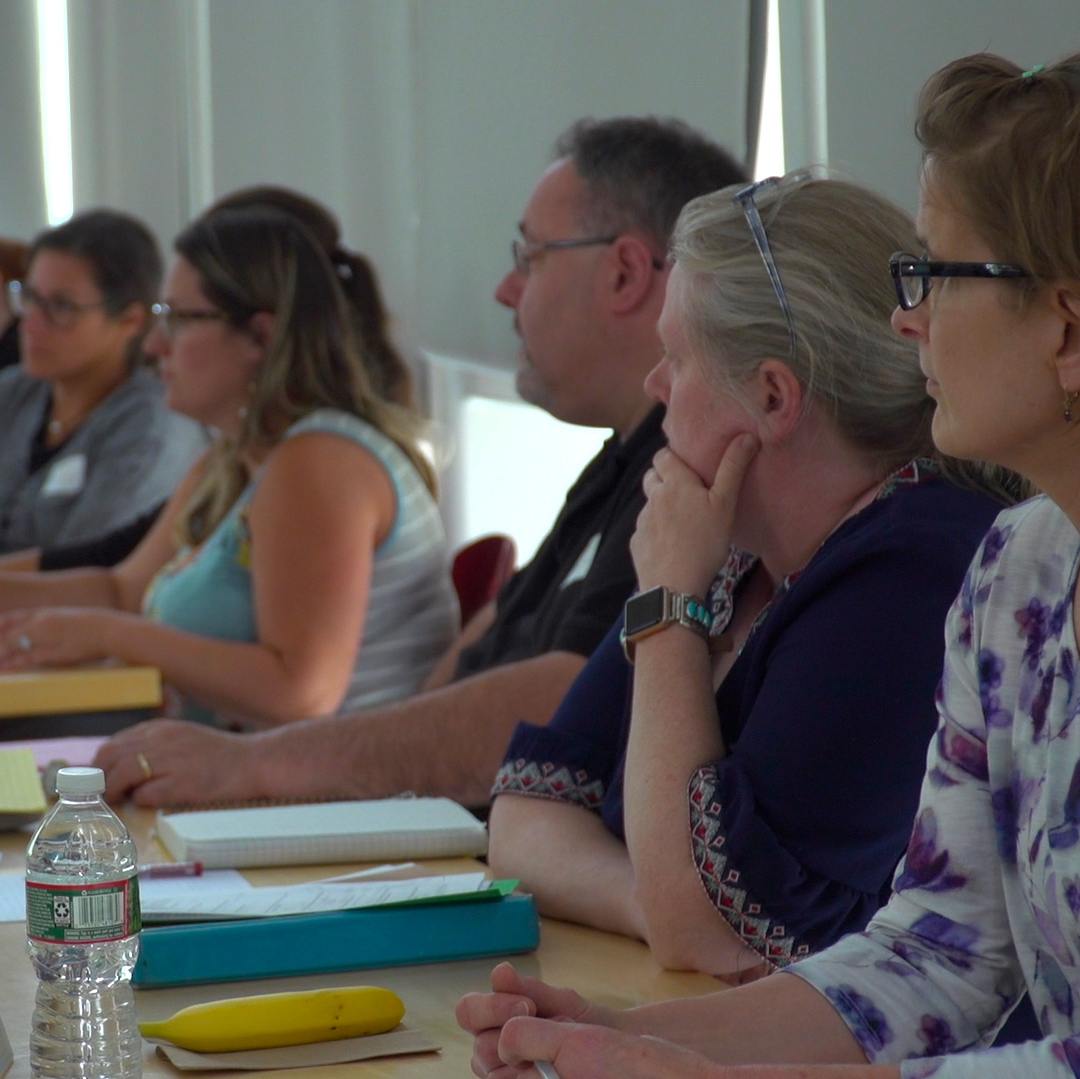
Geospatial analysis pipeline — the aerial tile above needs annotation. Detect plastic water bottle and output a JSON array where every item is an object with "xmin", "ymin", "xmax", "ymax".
[{"xmin": 25, "ymin": 767, "xmax": 142, "ymax": 1079}]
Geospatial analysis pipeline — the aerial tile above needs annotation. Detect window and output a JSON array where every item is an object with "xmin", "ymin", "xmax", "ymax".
[{"xmin": 35, "ymin": 0, "xmax": 73, "ymax": 225}]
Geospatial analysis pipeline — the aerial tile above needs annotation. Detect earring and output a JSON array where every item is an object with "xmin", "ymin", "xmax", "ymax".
[
  {"xmin": 238, "ymin": 379, "xmax": 257, "ymax": 424},
  {"xmin": 1066, "ymin": 390, "xmax": 1080, "ymax": 423}
]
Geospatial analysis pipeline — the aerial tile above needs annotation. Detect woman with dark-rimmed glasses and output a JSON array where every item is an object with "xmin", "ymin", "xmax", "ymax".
[
  {"xmin": 0, "ymin": 210, "xmax": 204, "ymax": 553},
  {"xmin": 458, "ymin": 49, "xmax": 1080, "ymax": 1079}
]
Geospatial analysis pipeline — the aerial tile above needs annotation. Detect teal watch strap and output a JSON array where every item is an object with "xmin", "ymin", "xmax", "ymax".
[{"xmin": 620, "ymin": 586, "xmax": 711, "ymax": 663}]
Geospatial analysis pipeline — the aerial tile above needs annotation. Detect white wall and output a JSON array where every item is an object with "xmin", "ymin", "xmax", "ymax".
[
  {"xmin": 411, "ymin": 0, "xmax": 750, "ymax": 367},
  {"xmin": 781, "ymin": 0, "xmax": 1080, "ymax": 213},
  {"xmin": 57, "ymin": 0, "xmax": 752, "ymax": 374},
  {"xmin": 67, "ymin": 2, "xmax": 189, "ymax": 245},
  {"xmin": 0, "ymin": 0, "xmax": 47, "ymax": 236}
]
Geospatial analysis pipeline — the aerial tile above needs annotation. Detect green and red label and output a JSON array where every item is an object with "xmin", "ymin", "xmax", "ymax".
[{"xmin": 26, "ymin": 878, "xmax": 141, "ymax": 943}]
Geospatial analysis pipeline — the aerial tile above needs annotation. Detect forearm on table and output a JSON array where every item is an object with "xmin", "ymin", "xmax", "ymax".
[
  {"xmin": 0, "ymin": 565, "xmax": 121, "ymax": 612},
  {"xmin": 253, "ymin": 649, "xmax": 588, "ymax": 805},
  {"xmin": 622, "ymin": 971, "xmax": 871, "ymax": 1068},
  {"xmin": 100, "ymin": 615, "xmax": 347, "ymax": 724},
  {"xmin": 488, "ymin": 794, "xmax": 647, "ymax": 939},
  {"xmin": 623, "ymin": 629, "xmax": 750, "ymax": 974}
]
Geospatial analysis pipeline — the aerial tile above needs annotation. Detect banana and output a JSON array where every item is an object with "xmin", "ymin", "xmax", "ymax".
[{"xmin": 139, "ymin": 985, "xmax": 405, "ymax": 1053}]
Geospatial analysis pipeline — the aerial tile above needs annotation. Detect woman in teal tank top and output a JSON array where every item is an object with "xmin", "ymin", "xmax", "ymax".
[{"xmin": 0, "ymin": 206, "xmax": 456, "ymax": 727}]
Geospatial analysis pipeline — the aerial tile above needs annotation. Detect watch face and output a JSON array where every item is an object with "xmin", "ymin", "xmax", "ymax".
[{"xmin": 624, "ymin": 587, "xmax": 666, "ymax": 638}]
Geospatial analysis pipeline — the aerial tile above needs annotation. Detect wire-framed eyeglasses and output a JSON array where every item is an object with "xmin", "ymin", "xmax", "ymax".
[
  {"xmin": 511, "ymin": 236, "xmax": 666, "ymax": 276},
  {"xmin": 889, "ymin": 252, "xmax": 1030, "ymax": 310},
  {"xmin": 732, "ymin": 178, "xmax": 798, "ymax": 360},
  {"xmin": 150, "ymin": 302, "xmax": 229, "ymax": 340}
]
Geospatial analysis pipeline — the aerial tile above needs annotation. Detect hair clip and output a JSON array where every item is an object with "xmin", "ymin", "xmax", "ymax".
[{"xmin": 1022, "ymin": 64, "xmax": 1045, "ymax": 78}]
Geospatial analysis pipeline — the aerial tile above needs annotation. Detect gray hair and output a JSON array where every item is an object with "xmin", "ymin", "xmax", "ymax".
[
  {"xmin": 554, "ymin": 117, "xmax": 748, "ymax": 252},
  {"xmin": 671, "ymin": 173, "xmax": 1028, "ymax": 501}
]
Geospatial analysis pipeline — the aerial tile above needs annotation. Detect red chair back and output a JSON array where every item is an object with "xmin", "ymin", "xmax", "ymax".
[{"xmin": 452, "ymin": 534, "xmax": 516, "ymax": 626}]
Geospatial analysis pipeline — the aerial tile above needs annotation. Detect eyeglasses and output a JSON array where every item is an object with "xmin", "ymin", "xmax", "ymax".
[
  {"xmin": 7, "ymin": 280, "xmax": 110, "ymax": 329},
  {"xmin": 511, "ymin": 236, "xmax": 666, "ymax": 276},
  {"xmin": 733, "ymin": 178, "xmax": 798, "ymax": 360},
  {"xmin": 511, "ymin": 235, "xmax": 616, "ymax": 275},
  {"xmin": 151, "ymin": 302, "xmax": 229, "ymax": 340},
  {"xmin": 889, "ymin": 252, "xmax": 1031, "ymax": 310}
]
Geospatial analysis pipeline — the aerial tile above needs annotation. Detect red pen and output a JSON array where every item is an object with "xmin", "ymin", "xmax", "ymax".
[{"xmin": 138, "ymin": 861, "xmax": 203, "ymax": 878}]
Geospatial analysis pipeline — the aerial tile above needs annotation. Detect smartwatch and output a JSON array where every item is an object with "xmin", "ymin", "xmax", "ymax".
[{"xmin": 620, "ymin": 586, "xmax": 711, "ymax": 663}]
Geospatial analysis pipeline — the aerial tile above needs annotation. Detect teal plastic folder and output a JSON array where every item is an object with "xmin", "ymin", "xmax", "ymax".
[{"xmin": 133, "ymin": 894, "xmax": 539, "ymax": 987}]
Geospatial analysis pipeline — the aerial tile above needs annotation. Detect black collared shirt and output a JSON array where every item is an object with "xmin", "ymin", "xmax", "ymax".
[{"xmin": 454, "ymin": 404, "xmax": 665, "ymax": 679}]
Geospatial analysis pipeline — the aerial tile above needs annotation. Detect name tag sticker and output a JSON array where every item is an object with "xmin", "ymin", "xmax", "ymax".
[
  {"xmin": 41, "ymin": 453, "xmax": 87, "ymax": 497},
  {"xmin": 560, "ymin": 532, "xmax": 601, "ymax": 589}
]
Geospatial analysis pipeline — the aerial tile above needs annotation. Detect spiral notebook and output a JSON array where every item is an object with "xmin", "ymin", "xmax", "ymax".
[{"xmin": 155, "ymin": 797, "xmax": 488, "ymax": 869}]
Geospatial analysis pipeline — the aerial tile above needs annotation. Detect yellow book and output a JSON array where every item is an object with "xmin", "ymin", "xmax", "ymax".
[
  {"xmin": 0, "ymin": 665, "xmax": 160, "ymax": 718},
  {"xmin": 0, "ymin": 747, "xmax": 47, "ymax": 829}
]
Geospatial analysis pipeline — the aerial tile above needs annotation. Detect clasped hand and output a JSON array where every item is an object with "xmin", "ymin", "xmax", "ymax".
[
  {"xmin": 631, "ymin": 434, "xmax": 759, "ymax": 598},
  {"xmin": 456, "ymin": 962, "xmax": 717, "ymax": 1079}
]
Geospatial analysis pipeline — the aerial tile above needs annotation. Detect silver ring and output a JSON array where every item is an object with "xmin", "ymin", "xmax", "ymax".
[{"xmin": 16, "ymin": 634, "xmax": 32, "ymax": 653}]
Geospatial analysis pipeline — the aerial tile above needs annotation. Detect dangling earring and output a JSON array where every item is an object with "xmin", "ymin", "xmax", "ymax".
[
  {"xmin": 238, "ymin": 379, "xmax": 257, "ymax": 424},
  {"xmin": 1065, "ymin": 390, "xmax": 1080, "ymax": 423}
]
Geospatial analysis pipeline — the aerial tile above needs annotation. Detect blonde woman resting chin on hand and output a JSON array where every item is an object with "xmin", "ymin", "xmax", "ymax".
[
  {"xmin": 458, "ymin": 49, "xmax": 1080, "ymax": 1079},
  {"xmin": 0, "ymin": 207, "xmax": 457, "ymax": 728},
  {"xmin": 486, "ymin": 170, "xmax": 1020, "ymax": 982}
]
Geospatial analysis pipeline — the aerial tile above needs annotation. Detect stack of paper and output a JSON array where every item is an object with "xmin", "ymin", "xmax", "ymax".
[
  {"xmin": 0, "ymin": 747, "xmax": 47, "ymax": 830},
  {"xmin": 140, "ymin": 871, "xmax": 499, "ymax": 923}
]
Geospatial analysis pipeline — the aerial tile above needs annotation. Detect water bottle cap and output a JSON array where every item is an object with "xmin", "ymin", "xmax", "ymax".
[{"xmin": 56, "ymin": 767, "xmax": 106, "ymax": 795}]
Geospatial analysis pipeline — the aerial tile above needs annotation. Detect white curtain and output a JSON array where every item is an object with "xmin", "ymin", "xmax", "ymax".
[
  {"xmin": 60, "ymin": 0, "xmax": 752, "ymax": 369},
  {"xmin": 0, "ymin": 0, "xmax": 47, "ymax": 238}
]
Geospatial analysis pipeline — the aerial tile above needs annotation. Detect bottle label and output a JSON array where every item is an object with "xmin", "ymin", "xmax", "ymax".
[{"xmin": 26, "ymin": 878, "xmax": 141, "ymax": 943}]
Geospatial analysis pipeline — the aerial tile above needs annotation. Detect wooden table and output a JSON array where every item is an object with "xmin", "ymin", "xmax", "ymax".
[{"xmin": 0, "ymin": 808, "xmax": 721, "ymax": 1078}]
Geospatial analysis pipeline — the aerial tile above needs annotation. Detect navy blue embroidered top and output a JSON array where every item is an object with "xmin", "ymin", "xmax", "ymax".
[{"xmin": 493, "ymin": 471, "xmax": 1002, "ymax": 968}]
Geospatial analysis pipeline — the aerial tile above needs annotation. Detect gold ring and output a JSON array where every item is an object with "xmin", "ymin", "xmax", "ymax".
[{"xmin": 136, "ymin": 752, "xmax": 153, "ymax": 782}]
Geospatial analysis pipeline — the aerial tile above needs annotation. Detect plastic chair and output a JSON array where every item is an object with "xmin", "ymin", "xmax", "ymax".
[{"xmin": 452, "ymin": 534, "xmax": 516, "ymax": 626}]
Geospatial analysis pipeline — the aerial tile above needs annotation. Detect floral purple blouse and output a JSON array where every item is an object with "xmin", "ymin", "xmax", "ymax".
[{"xmin": 792, "ymin": 495, "xmax": 1080, "ymax": 1077}]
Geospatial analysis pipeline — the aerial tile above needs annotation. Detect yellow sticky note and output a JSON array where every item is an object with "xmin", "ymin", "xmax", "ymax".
[{"xmin": 0, "ymin": 748, "xmax": 47, "ymax": 814}]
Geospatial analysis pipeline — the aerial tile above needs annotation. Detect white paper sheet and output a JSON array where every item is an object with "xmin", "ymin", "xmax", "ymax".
[
  {"xmin": 140, "ymin": 871, "xmax": 491, "ymax": 922},
  {"xmin": 317, "ymin": 862, "xmax": 419, "ymax": 882}
]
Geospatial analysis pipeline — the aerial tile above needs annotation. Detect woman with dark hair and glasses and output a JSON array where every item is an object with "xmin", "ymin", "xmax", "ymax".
[
  {"xmin": 482, "ymin": 173, "xmax": 1024, "ymax": 983},
  {"xmin": 0, "ymin": 207, "xmax": 457, "ymax": 730},
  {"xmin": 0, "ymin": 210, "xmax": 204, "ymax": 553},
  {"xmin": 458, "ymin": 50, "xmax": 1080, "ymax": 1079}
]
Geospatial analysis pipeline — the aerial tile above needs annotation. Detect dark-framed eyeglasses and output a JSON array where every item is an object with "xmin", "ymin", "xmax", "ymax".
[
  {"xmin": 511, "ymin": 236, "xmax": 665, "ymax": 276},
  {"xmin": 733, "ymin": 178, "xmax": 798, "ymax": 360},
  {"xmin": 7, "ymin": 279, "xmax": 110, "ymax": 329},
  {"xmin": 151, "ymin": 302, "xmax": 229, "ymax": 340},
  {"xmin": 889, "ymin": 252, "xmax": 1031, "ymax": 310}
]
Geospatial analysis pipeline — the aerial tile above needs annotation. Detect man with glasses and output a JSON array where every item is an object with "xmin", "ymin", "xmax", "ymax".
[{"xmin": 98, "ymin": 116, "xmax": 747, "ymax": 809}]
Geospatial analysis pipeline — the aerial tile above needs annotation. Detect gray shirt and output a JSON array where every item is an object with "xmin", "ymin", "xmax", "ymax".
[{"xmin": 0, "ymin": 364, "xmax": 206, "ymax": 553}]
